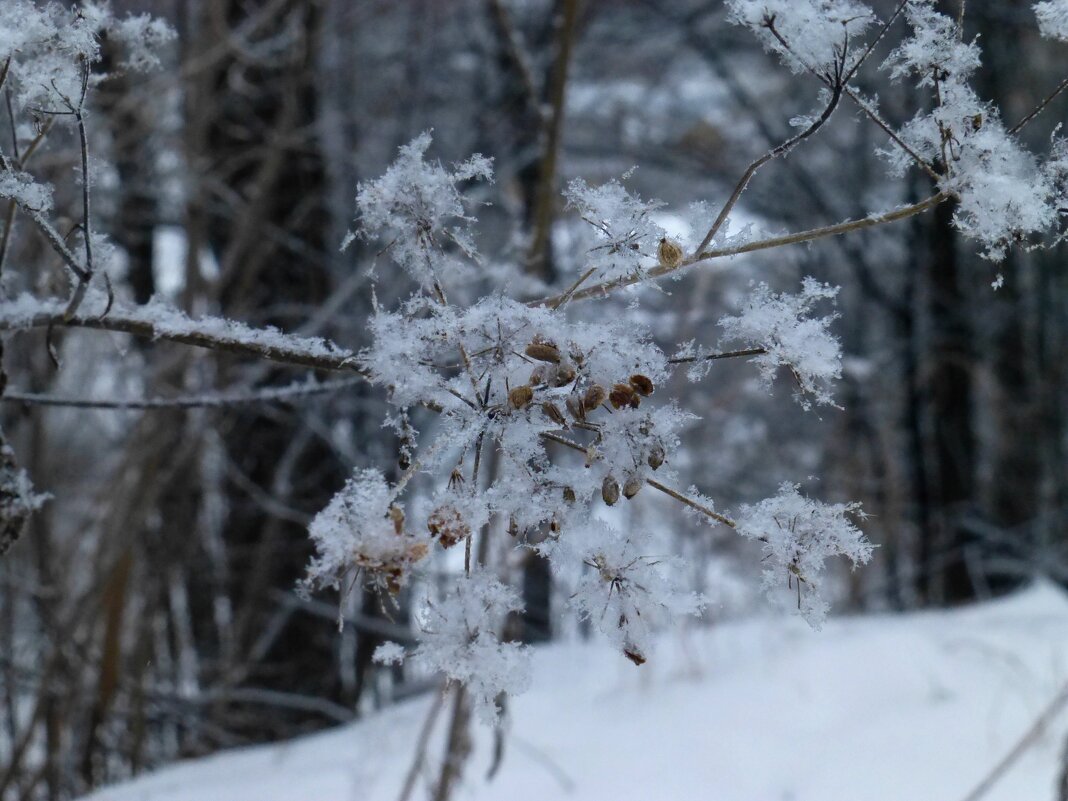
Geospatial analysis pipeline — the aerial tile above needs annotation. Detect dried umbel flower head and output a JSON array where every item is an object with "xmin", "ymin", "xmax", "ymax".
[
  {"xmin": 427, "ymin": 504, "xmax": 471, "ymax": 548},
  {"xmin": 629, "ymin": 374, "xmax": 654, "ymax": 396},
  {"xmin": 583, "ymin": 384, "xmax": 607, "ymax": 412},
  {"xmin": 602, "ymin": 474, "xmax": 620, "ymax": 506},
  {"xmin": 657, "ymin": 237, "xmax": 683, "ymax": 269},
  {"xmin": 609, "ymin": 382, "xmax": 640, "ymax": 409},
  {"xmin": 509, "ymin": 385, "xmax": 534, "ymax": 409}
]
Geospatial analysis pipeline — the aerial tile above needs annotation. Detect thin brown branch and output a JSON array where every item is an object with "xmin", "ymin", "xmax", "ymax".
[
  {"xmin": 695, "ymin": 78, "xmax": 843, "ymax": 255},
  {"xmin": 531, "ymin": 192, "xmax": 950, "ymax": 307},
  {"xmin": 0, "ymin": 378, "xmax": 364, "ymax": 411},
  {"xmin": 1010, "ymin": 74, "xmax": 1068, "ymax": 135},
  {"xmin": 669, "ymin": 347, "xmax": 768, "ymax": 365},
  {"xmin": 0, "ymin": 305, "xmax": 364, "ymax": 374}
]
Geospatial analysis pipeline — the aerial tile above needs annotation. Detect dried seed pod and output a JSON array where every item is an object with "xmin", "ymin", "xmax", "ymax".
[
  {"xmin": 647, "ymin": 442, "xmax": 665, "ymax": 470},
  {"xmin": 657, "ymin": 237, "xmax": 684, "ymax": 269},
  {"xmin": 508, "ymin": 516, "xmax": 520, "ymax": 538},
  {"xmin": 622, "ymin": 474, "xmax": 643, "ymax": 499},
  {"xmin": 565, "ymin": 394, "xmax": 584, "ymax": 421},
  {"xmin": 629, "ymin": 374, "xmax": 655, "ymax": 396},
  {"xmin": 583, "ymin": 384, "xmax": 606, "ymax": 412},
  {"xmin": 551, "ymin": 364, "xmax": 577, "ymax": 387},
  {"xmin": 388, "ymin": 505, "xmax": 405, "ymax": 535},
  {"xmin": 562, "ymin": 486, "xmax": 576, "ymax": 503},
  {"xmin": 509, "ymin": 385, "xmax": 534, "ymax": 409},
  {"xmin": 529, "ymin": 365, "xmax": 548, "ymax": 386},
  {"xmin": 542, "ymin": 401, "xmax": 567, "ymax": 427},
  {"xmin": 623, "ymin": 644, "xmax": 647, "ymax": 666},
  {"xmin": 609, "ymin": 383, "xmax": 637, "ymax": 409},
  {"xmin": 602, "ymin": 474, "xmax": 620, "ymax": 506},
  {"xmin": 427, "ymin": 504, "xmax": 471, "ymax": 549},
  {"xmin": 550, "ymin": 514, "xmax": 561, "ymax": 533},
  {"xmin": 525, "ymin": 339, "xmax": 561, "ymax": 363}
]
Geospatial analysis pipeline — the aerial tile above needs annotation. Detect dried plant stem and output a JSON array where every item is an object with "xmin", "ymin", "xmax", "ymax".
[{"xmin": 532, "ymin": 192, "xmax": 949, "ymax": 308}]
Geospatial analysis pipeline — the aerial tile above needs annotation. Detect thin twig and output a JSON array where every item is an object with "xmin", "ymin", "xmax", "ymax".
[
  {"xmin": 957, "ymin": 678, "xmax": 1068, "ymax": 801},
  {"xmin": 397, "ymin": 685, "xmax": 448, "ymax": 801},
  {"xmin": 0, "ymin": 377, "xmax": 364, "ymax": 410},
  {"xmin": 668, "ymin": 347, "xmax": 767, "ymax": 365},
  {"xmin": 1010, "ymin": 74, "xmax": 1068, "ymax": 135},
  {"xmin": 530, "ymin": 192, "xmax": 950, "ymax": 308}
]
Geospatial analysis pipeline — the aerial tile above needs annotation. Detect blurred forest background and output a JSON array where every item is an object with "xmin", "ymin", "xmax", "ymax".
[{"xmin": 1, "ymin": 1, "xmax": 1066, "ymax": 798}]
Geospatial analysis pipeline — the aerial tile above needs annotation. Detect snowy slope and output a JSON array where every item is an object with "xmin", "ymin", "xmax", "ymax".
[{"xmin": 82, "ymin": 582, "xmax": 1068, "ymax": 801}]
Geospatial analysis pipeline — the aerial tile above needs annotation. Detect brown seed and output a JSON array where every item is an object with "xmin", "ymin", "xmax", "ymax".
[
  {"xmin": 508, "ymin": 516, "xmax": 520, "ymax": 538},
  {"xmin": 427, "ymin": 504, "xmax": 471, "ymax": 549},
  {"xmin": 542, "ymin": 401, "xmax": 567, "ymax": 427},
  {"xmin": 529, "ymin": 365, "xmax": 548, "ymax": 386},
  {"xmin": 623, "ymin": 645, "xmax": 647, "ymax": 666},
  {"xmin": 509, "ymin": 385, "xmax": 534, "ymax": 409},
  {"xmin": 562, "ymin": 486, "xmax": 576, "ymax": 503},
  {"xmin": 657, "ymin": 237, "xmax": 684, "ymax": 269},
  {"xmin": 609, "ymin": 383, "xmax": 636, "ymax": 409},
  {"xmin": 550, "ymin": 515, "xmax": 561, "ymax": 533},
  {"xmin": 388, "ymin": 505, "xmax": 405, "ymax": 535},
  {"xmin": 647, "ymin": 442, "xmax": 665, "ymax": 470},
  {"xmin": 525, "ymin": 340, "xmax": 561, "ymax": 363},
  {"xmin": 551, "ymin": 364, "xmax": 577, "ymax": 387},
  {"xmin": 602, "ymin": 474, "xmax": 620, "ymax": 506},
  {"xmin": 629, "ymin": 374, "xmax": 654, "ymax": 396},
  {"xmin": 623, "ymin": 475, "xmax": 643, "ymax": 499},
  {"xmin": 565, "ymin": 394, "xmax": 584, "ymax": 421},
  {"xmin": 583, "ymin": 384, "xmax": 606, "ymax": 412}
]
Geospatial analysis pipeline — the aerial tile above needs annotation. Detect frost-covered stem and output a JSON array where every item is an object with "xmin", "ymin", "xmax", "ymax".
[
  {"xmin": 0, "ymin": 309, "xmax": 364, "ymax": 373},
  {"xmin": 540, "ymin": 430, "xmax": 736, "ymax": 527},
  {"xmin": 764, "ymin": 16, "xmax": 941, "ymax": 182},
  {"xmin": 0, "ymin": 377, "xmax": 365, "ymax": 410},
  {"xmin": 552, "ymin": 266, "xmax": 596, "ymax": 310},
  {"xmin": 668, "ymin": 346, "xmax": 767, "ymax": 364},
  {"xmin": 645, "ymin": 478, "xmax": 736, "ymax": 528},
  {"xmin": 464, "ymin": 433, "xmax": 485, "ymax": 574},
  {"xmin": 841, "ymin": 0, "xmax": 909, "ymax": 84},
  {"xmin": 0, "ymin": 151, "xmax": 89, "ymax": 283},
  {"xmin": 1010, "ymin": 74, "xmax": 1068, "ymax": 135},
  {"xmin": 695, "ymin": 76, "xmax": 843, "ymax": 254},
  {"xmin": 433, "ymin": 685, "xmax": 472, "ymax": 801},
  {"xmin": 396, "ymin": 684, "xmax": 447, "ymax": 801},
  {"xmin": 531, "ymin": 192, "xmax": 950, "ymax": 307}
]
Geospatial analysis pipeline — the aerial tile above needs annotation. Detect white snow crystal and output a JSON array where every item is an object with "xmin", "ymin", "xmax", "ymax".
[
  {"xmin": 1035, "ymin": 1, "xmax": 1068, "ymax": 41},
  {"xmin": 736, "ymin": 483, "xmax": 872, "ymax": 628},
  {"xmin": 718, "ymin": 278, "xmax": 842, "ymax": 409}
]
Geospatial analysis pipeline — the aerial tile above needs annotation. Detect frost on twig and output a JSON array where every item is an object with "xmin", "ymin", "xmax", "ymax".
[
  {"xmin": 1034, "ymin": 1, "xmax": 1068, "ymax": 42},
  {"xmin": 717, "ymin": 278, "xmax": 842, "ymax": 409},
  {"xmin": 304, "ymin": 469, "xmax": 430, "ymax": 597},
  {"xmin": 725, "ymin": 0, "xmax": 877, "ymax": 75},
  {"xmin": 735, "ymin": 482, "xmax": 872, "ymax": 628},
  {"xmin": 349, "ymin": 132, "xmax": 493, "ymax": 289},
  {"xmin": 540, "ymin": 521, "xmax": 705, "ymax": 666},
  {"xmin": 373, "ymin": 570, "xmax": 531, "ymax": 724},
  {"xmin": 563, "ymin": 172, "xmax": 666, "ymax": 282},
  {"xmin": 881, "ymin": 1, "xmax": 1062, "ymax": 259}
]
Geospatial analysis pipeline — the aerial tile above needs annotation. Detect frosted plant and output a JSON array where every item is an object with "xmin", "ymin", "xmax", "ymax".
[
  {"xmin": 880, "ymin": 1, "xmax": 1059, "ymax": 258},
  {"xmin": 540, "ymin": 520, "xmax": 705, "ymax": 665},
  {"xmin": 725, "ymin": 0, "xmax": 877, "ymax": 74},
  {"xmin": 373, "ymin": 570, "xmax": 531, "ymax": 723},
  {"xmin": 717, "ymin": 278, "xmax": 842, "ymax": 409},
  {"xmin": 348, "ymin": 131, "xmax": 493, "ymax": 289},
  {"xmin": 563, "ymin": 173, "xmax": 667, "ymax": 282},
  {"xmin": 1035, "ymin": 0, "xmax": 1068, "ymax": 41},
  {"xmin": 736, "ymin": 483, "xmax": 872, "ymax": 628}
]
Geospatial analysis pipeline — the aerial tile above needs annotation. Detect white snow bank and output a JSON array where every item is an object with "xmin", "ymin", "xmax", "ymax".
[{"xmin": 82, "ymin": 581, "xmax": 1068, "ymax": 801}]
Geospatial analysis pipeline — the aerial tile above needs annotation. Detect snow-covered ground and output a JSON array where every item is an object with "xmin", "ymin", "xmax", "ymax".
[{"xmin": 83, "ymin": 582, "xmax": 1068, "ymax": 801}]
